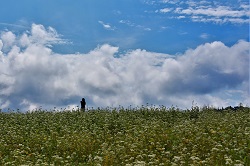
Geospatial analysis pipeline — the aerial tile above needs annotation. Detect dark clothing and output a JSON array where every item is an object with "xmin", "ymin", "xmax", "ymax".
[{"xmin": 80, "ymin": 98, "xmax": 86, "ymax": 110}]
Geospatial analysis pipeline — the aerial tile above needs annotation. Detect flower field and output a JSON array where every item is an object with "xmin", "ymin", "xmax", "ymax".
[{"xmin": 0, "ymin": 106, "xmax": 249, "ymax": 165}]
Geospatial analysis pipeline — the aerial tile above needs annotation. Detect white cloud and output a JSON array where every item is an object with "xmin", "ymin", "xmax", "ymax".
[
  {"xmin": 98, "ymin": 21, "xmax": 115, "ymax": 31},
  {"xmin": 1, "ymin": 31, "xmax": 16, "ymax": 50},
  {"xmin": 0, "ymin": 24, "xmax": 249, "ymax": 110},
  {"xmin": 158, "ymin": 8, "xmax": 172, "ymax": 13},
  {"xmin": 179, "ymin": 6, "xmax": 249, "ymax": 18},
  {"xmin": 119, "ymin": 20, "xmax": 151, "ymax": 31},
  {"xmin": 119, "ymin": 20, "xmax": 135, "ymax": 27},
  {"xmin": 161, "ymin": 0, "xmax": 180, "ymax": 4},
  {"xmin": 29, "ymin": 24, "xmax": 67, "ymax": 46},
  {"xmin": 200, "ymin": 33, "xmax": 209, "ymax": 39},
  {"xmin": 0, "ymin": 99, "xmax": 10, "ymax": 109},
  {"xmin": 177, "ymin": 16, "xmax": 186, "ymax": 19},
  {"xmin": 0, "ymin": 22, "xmax": 28, "ymax": 29},
  {"xmin": 0, "ymin": 39, "xmax": 3, "ymax": 57},
  {"xmin": 156, "ymin": 0, "xmax": 250, "ymax": 24}
]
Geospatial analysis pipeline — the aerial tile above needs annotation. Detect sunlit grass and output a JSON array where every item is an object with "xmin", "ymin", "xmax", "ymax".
[{"xmin": 0, "ymin": 106, "xmax": 249, "ymax": 165}]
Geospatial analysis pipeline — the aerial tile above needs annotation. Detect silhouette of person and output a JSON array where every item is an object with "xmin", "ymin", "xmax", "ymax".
[{"xmin": 80, "ymin": 98, "xmax": 86, "ymax": 111}]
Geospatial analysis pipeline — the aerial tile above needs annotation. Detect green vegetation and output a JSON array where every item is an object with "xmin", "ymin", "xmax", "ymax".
[{"xmin": 0, "ymin": 106, "xmax": 249, "ymax": 165}]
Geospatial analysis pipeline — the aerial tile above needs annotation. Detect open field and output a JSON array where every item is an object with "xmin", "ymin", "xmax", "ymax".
[{"xmin": 0, "ymin": 106, "xmax": 249, "ymax": 165}]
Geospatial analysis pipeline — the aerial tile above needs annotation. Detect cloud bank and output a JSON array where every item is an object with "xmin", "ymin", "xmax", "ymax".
[{"xmin": 0, "ymin": 24, "xmax": 249, "ymax": 111}]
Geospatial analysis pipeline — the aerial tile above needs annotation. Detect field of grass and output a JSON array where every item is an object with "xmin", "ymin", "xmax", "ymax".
[{"xmin": 0, "ymin": 106, "xmax": 249, "ymax": 165}]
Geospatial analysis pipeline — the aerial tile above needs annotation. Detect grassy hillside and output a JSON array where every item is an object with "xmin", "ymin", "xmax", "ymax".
[{"xmin": 0, "ymin": 106, "xmax": 249, "ymax": 165}]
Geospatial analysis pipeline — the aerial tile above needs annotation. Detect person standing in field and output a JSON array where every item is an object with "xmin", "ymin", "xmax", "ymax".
[{"xmin": 80, "ymin": 98, "xmax": 86, "ymax": 111}]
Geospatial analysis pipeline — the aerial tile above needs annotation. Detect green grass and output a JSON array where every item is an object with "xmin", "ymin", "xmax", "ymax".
[{"xmin": 0, "ymin": 106, "xmax": 249, "ymax": 165}]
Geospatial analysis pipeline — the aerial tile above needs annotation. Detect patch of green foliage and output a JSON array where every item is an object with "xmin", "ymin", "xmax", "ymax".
[{"xmin": 0, "ymin": 106, "xmax": 249, "ymax": 165}]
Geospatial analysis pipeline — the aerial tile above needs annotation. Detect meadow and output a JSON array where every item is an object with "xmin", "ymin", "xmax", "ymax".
[{"xmin": 0, "ymin": 106, "xmax": 249, "ymax": 165}]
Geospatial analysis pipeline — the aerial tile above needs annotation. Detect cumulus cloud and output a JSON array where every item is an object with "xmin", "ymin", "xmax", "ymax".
[
  {"xmin": 0, "ymin": 24, "xmax": 249, "ymax": 111},
  {"xmin": 1, "ymin": 31, "xmax": 16, "ymax": 51}
]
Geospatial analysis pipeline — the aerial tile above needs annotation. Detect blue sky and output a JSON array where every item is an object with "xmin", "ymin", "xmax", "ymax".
[
  {"xmin": 1, "ymin": 0, "xmax": 248, "ymax": 54},
  {"xmin": 0, "ymin": 0, "xmax": 249, "ymax": 110}
]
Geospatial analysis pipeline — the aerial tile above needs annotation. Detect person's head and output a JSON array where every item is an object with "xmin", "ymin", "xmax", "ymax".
[{"xmin": 82, "ymin": 98, "xmax": 85, "ymax": 101}]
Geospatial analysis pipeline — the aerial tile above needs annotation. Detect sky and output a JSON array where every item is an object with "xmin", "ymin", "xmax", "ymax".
[{"xmin": 0, "ymin": 0, "xmax": 249, "ymax": 111}]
